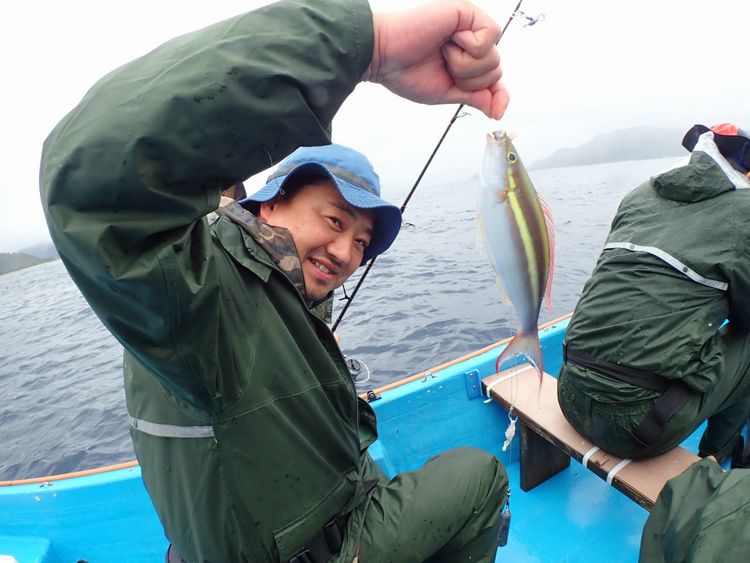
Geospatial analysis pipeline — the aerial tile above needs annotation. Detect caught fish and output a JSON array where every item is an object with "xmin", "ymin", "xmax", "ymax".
[{"xmin": 477, "ymin": 130, "xmax": 555, "ymax": 380}]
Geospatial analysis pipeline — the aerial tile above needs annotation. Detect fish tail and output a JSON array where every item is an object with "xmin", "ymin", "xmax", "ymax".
[{"xmin": 495, "ymin": 329, "xmax": 544, "ymax": 383}]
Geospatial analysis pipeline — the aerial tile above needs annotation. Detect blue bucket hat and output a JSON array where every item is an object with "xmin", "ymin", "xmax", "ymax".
[{"xmin": 241, "ymin": 144, "xmax": 402, "ymax": 264}]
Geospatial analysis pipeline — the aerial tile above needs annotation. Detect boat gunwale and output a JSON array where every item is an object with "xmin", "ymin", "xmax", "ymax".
[
  {"xmin": 365, "ymin": 313, "xmax": 571, "ymax": 396},
  {"xmin": 0, "ymin": 460, "xmax": 139, "ymax": 487},
  {"xmin": 0, "ymin": 313, "xmax": 572, "ymax": 487}
]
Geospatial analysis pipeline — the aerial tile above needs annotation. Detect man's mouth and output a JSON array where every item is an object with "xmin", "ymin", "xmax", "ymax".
[{"xmin": 311, "ymin": 259, "xmax": 334, "ymax": 276}]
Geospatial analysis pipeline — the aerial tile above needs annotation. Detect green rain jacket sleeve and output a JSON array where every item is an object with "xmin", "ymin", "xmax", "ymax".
[{"xmin": 40, "ymin": 0, "xmax": 374, "ymax": 412}]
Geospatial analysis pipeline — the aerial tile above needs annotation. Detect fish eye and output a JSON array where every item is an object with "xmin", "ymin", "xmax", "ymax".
[{"xmin": 506, "ymin": 152, "xmax": 517, "ymax": 163}]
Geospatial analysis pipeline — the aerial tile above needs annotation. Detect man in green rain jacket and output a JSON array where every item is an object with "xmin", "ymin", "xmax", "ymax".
[
  {"xmin": 558, "ymin": 123, "xmax": 750, "ymax": 462},
  {"xmin": 40, "ymin": 1, "xmax": 510, "ymax": 561}
]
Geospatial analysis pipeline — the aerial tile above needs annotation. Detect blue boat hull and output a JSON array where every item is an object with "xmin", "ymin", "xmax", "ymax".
[{"xmin": 0, "ymin": 316, "xmax": 707, "ymax": 562}]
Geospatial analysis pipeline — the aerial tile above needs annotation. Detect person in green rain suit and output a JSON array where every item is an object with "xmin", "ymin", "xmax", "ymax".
[
  {"xmin": 640, "ymin": 458, "xmax": 750, "ymax": 562},
  {"xmin": 558, "ymin": 123, "xmax": 750, "ymax": 462},
  {"xmin": 40, "ymin": 1, "xmax": 510, "ymax": 561}
]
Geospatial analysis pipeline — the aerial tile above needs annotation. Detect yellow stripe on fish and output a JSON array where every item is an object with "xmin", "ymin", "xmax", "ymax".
[{"xmin": 505, "ymin": 170, "xmax": 541, "ymax": 304}]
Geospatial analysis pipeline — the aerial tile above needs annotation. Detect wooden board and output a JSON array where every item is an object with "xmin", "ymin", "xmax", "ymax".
[{"xmin": 482, "ymin": 364, "xmax": 701, "ymax": 509}]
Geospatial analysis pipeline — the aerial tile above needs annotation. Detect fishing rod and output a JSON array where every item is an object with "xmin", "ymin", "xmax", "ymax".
[{"xmin": 332, "ymin": 0, "xmax": 540, "ymax": 332}]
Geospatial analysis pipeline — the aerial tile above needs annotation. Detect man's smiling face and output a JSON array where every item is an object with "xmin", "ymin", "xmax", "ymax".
[{"xmin": 259, "ymin": 177, "xmax": 374, "ymax": 301}]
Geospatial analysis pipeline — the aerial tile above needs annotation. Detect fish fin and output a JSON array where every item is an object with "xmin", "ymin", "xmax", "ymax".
[
  {"xmin": 494, "ymin": 330, "xmax": 544, "ymax": 384},
  {"xmin": 538, "ymin": 193, "xmax": 556, "ymax": 315}
]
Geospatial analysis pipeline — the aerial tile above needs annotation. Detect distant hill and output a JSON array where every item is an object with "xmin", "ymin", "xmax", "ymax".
[
  {"xmin": 530, "ymin": 126, "xmax": 685, "ymax": 170},
  {"xmin": 21, "ymin": 241, "xmax": 59, "ymax": 260},
  {"xmin": 0, "ymin": 251, "xmax": 54, "ymax": 276}
]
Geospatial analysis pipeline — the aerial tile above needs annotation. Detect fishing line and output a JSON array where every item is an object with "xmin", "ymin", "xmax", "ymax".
[{"xmin": 332, "ymin": 0, "xmax": 541, "ymax": 332}]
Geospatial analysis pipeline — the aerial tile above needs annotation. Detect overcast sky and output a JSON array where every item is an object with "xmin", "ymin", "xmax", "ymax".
[{"xmin": 2, "ymin": 0, "xmax": 748, "ymax": 252}]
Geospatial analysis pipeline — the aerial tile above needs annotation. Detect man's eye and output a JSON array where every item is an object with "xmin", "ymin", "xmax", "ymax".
[
  {"xmin": 356, "ymin": 239, "xmax": 369, "ymax": 250},
  {"xmin": 329, "ymin": 216, "xmax": 342, "ymax": 228}
]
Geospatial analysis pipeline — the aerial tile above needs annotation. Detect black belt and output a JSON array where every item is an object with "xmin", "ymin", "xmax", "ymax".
[
  {"xmin": 288, "ymin": 514, "xmax": 349, "ymax": 563},
  {"xmin": 166, "ymin": 515, "xmax": 348, "ymax": 563},
  {"xmin": 563, "ymin": 343, "xmax": 693, "ymax": 447},
  {"xmin": 169, "ymin": 479, "xmax": 377, "ymax": 563},
  {"xmin": 287, "ymin": 478, "xmax": 379, "ymax": 563}
]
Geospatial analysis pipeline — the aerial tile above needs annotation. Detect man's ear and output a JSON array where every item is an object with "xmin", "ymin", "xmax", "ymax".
[{"xmin": 258, "ymin": 200, "xmax": 275, "ymax": 221}]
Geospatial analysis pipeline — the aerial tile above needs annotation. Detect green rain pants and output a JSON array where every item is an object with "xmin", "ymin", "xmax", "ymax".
[
  {"xmin": 559, "ymin": 329, "xmax": 750, "ymax": 460},
  {"xmin": 639, "ymin": 459, "xmax": 750, "ymax": 562},
  {"xmin": 337, "ymin": 447, "xmax": 508, "ymax": 563}
]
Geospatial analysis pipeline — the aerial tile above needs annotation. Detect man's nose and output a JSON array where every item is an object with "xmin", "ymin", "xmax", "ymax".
[{"xmin": 326, "ymin": 233, "xmax": 353, "ymax": 265}]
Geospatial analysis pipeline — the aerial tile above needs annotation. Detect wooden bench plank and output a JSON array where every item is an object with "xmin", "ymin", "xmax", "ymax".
[{"xmin": 482, "ymin": 364, "xmax": 701, "ymax": 510}]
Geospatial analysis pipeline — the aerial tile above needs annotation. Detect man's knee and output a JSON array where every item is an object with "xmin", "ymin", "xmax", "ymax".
[
  {"xmin": 430, "ymin": 447, "xmax": 508, "ymax": 502},
  {"xmin": 460, "ymin": 446, "xmax": 505, "ymax": 478}
]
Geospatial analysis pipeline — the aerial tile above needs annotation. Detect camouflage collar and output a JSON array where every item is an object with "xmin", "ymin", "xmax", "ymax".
[{"xmin": 217, "ymin": 201, "xmax": 333, "ymax": 322}]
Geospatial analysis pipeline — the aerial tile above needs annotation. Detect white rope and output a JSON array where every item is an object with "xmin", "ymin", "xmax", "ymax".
[
  {"xmin": 606, "ymin": 458, "xmax": 632, "ymax": 485},
  {"xmin": 483, "ymin": 364, "xmax": 536, "ymax": 403},
  {"xmin": 581, "ymin": 446, "xmax": 600, "ymax": 469}
]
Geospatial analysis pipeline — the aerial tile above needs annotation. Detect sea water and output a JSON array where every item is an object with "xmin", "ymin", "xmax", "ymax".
[{"xmin": 0, "ymin": 157, "xmax": 676, "ymax": 480}]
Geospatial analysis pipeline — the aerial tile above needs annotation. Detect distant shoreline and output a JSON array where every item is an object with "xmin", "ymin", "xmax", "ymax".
[
  {"xmin": 0, "ymin": 252, "xmax": 57, "ymax": 276},
  {"xmin": 529, "ymin": 125, "xmax": 685, "ymax": 171}
]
